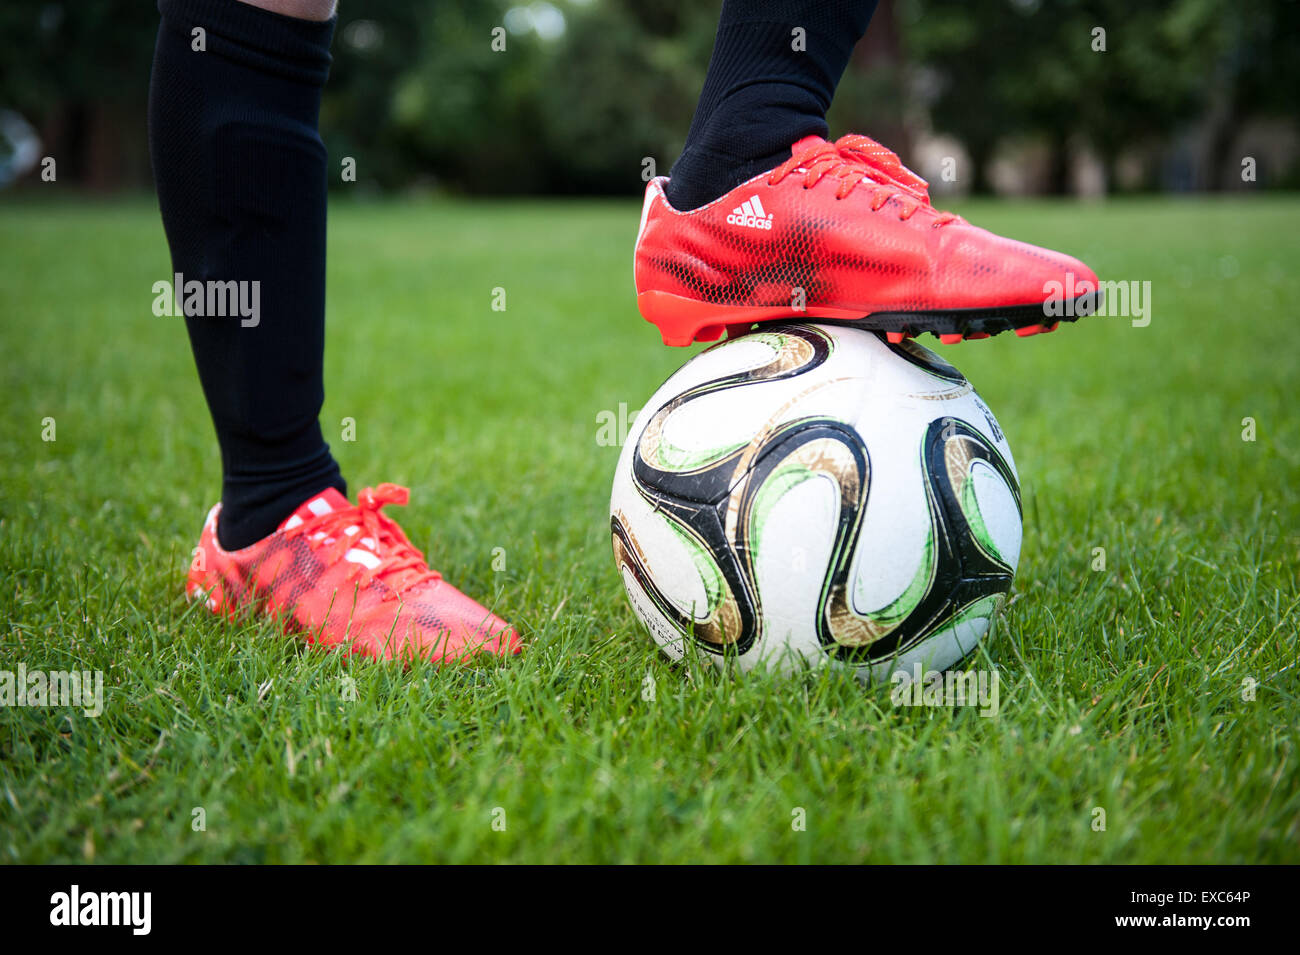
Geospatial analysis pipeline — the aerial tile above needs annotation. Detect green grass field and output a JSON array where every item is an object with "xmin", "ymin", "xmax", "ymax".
[{"xmin": 1, "ymin": 194, "xmax": 1297, "ymax": 863}]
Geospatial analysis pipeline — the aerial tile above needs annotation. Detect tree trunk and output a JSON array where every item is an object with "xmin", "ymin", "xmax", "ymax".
[{"xmin": 1045, "ymin": 130, "xmax": 1071, "ymax": 196}]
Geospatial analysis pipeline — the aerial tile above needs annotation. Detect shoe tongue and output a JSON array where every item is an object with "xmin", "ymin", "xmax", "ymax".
[
  {"xmin": 279, "ymin": 487, "xmax": 351, "ymax": 531},
  {"xmin": 791, "ymin": 134, "xmax": 829, "ymax": 154}
]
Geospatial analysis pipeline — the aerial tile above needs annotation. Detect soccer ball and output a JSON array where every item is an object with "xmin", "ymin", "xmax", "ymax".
[{"xmin": 609, "ymin": 323, "xmax": 1022, "ymax": 683}]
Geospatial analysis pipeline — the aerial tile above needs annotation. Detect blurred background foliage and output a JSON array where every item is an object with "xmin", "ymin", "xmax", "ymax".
[{"xmin": 0, "ymin": 0, "xmax": 1296, "ymax": 195}]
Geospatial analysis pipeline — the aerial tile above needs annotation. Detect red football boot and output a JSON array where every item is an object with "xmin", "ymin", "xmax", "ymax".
[
  {"xmin": 186, "ymin": 483, "xmax": 521, "ymax": 663},
  {"xmin": 635, "ymin": 133, "xmax": 1100, "ymax": 346}
]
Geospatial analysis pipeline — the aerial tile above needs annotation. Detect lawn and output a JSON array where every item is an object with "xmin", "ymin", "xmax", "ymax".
[{"xmin": 0, "ymin": 193, "xmax": 1296, "ymax": 863}]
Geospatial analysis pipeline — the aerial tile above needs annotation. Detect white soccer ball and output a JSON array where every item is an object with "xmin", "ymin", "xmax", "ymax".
[{"xmin": 610, "ymin": 323, "xmax": 1022, "ymax": 683}]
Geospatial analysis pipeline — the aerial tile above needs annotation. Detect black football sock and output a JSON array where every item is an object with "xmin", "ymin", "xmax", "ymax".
[
  {"xmin": 665, "ymin": 0, "xmax": 878, "ymax": 212},
  {"xmin": 149, "ymin": 0, "xmax": 345, "ymax": 550}
]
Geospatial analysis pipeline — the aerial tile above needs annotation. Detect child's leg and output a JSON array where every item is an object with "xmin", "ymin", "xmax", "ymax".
[
  {"xmin": 666, "ymin": 0, "xmax": 878, "ymax": 211},
  {"xmin": 149, "ymin": 0, "xmax": 343, "ymax": 550}
]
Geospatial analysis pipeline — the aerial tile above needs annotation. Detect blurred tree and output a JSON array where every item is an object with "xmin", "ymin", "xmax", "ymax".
[
  {"xmin": 535, "ymin": 0, "xmax": 715, "ymax": 194},
  {"xmin": 1201, "ymin": 0, "xmax": 1300, "ymax": 188},
  {"xmin": 829, "ymin": 0, "xmax": 915, "ymax": 162},
  {"xmin": 321, "ymin": 1, "xmax": 430, "ymax": 190},
  {"xmin": 360, "ymin": 0, "xmax": 715, "ymax": 195},
  {"xmin": 379, "ymin": 0, "xmax": 554, "ymax": 193},
  {"xmin": 0, "ymin": 1, "xmax": 158, "ymax": 188},
  {"xmin": 906, "ymin": 0, "xmax": 1223, "ymax": 193},
  {"xmin": 901, "ymin": 0, "xmax": 1034, "ymax": 193},
  {"xmin": 0, "ymin": 0, "xmax": 1293, "ymax": 194}
]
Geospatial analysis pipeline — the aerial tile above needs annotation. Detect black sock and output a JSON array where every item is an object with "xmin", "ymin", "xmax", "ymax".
[
  {"xmin": 665, "ymin": 0, "xmax": 878, "ymax": 212},
  {"xmin": 149, "ymin": 0, "xmax": 345, "ymax": 550}
]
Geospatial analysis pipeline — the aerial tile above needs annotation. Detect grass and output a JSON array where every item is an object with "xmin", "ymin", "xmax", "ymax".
[{"xmin": 0, "ymin": 193, "xmax": 1297, "ymax": 864}]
